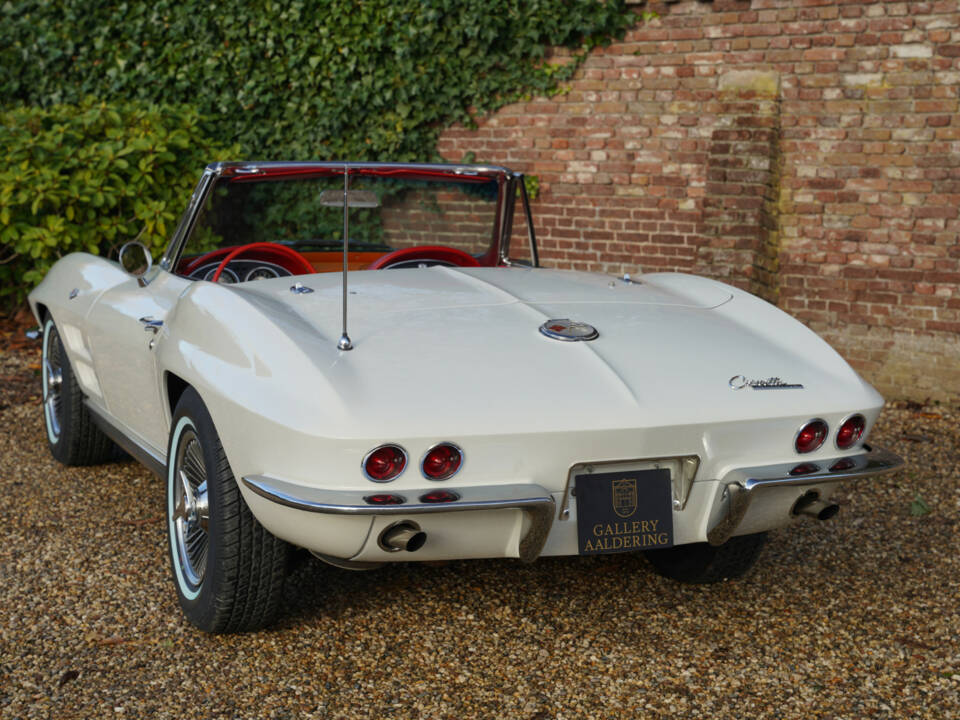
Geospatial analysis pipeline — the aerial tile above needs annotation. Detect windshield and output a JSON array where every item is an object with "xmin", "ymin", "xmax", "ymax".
[{"xmin": 175, "ymin": 168, "xmax": 503, "ymax": 281}]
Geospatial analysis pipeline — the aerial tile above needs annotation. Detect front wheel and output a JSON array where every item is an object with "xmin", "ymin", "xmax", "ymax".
[
  {"xmin": 166, "ymin": 388, "xmax": 290, "ymax": 632},
  {"xmin": 643, "ymin": 532, "xmax": 767, "ymax": 584}
]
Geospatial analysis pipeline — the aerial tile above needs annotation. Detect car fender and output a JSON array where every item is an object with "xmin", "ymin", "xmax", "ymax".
[
  {"xmin": 156, "ymin": 280, "xmax": 356, "ymax": 485},
  {"xmin": 27, "ymin": 253, "xmax": 131, "ymax": 401}
]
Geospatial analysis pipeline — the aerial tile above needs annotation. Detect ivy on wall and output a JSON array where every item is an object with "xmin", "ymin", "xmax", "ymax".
[{"xmin": 1, "ymin": 0, "xmax": 635, "ymax": 161}]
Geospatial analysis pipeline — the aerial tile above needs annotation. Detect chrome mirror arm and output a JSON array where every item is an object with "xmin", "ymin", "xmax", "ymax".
[{"xmin": 518, "ymin": 176, "xmax": 540, "ymax": 268}]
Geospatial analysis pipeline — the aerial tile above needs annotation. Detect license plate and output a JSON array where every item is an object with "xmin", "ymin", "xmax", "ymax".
[{"xmin": 575, "ymin": 468, "xmax": 674, "ymax": 555}]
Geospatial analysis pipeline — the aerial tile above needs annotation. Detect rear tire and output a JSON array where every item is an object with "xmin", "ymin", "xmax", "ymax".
[
  {"xmin": 643, "ymin": 532, "xmax": 767, "ymax": 584},
  {"xmin": 41, "ymin": 316, "xmax": 121, "ymax": 465},
  {"xmin": 166, "ymin": 387, "xmax": 290, "ymax": 632}
]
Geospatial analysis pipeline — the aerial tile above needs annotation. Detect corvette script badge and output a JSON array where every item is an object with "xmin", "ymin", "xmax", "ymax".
[{"xmin": 729, "ymin": 375, "xmax": 804, "ymax": 390}]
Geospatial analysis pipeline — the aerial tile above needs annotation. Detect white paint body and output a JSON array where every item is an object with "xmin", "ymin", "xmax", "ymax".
[{"xmin": 29, "ymin": 254, "xmax": 887, "ymax": 562}]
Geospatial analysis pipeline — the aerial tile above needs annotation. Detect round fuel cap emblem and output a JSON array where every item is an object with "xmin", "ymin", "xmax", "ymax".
[{"xmin": 539, "ymin": 318, "xmax": 599, "ymax": 342}]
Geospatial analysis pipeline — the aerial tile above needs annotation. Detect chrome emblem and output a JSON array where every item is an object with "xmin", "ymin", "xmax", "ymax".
[
  {"xmin": 612, "ymin": 479, "xmax": 637, "ymax": 519},
  {"xmin": 539, "ymin": 318, "xmax": 599, "ymax": 342},
  {"xmin": 729, "ymin": 375, "xmax": 804, "ymax": 390}
]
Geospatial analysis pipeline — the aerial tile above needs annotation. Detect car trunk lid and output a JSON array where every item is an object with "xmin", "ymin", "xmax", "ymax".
[{"xmin": 236, "ymin": 267, "xmax": 868, "ymax": 436}]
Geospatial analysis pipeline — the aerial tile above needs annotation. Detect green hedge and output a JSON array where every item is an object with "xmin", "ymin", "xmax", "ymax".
[
  {"xmin": 0, "ymin": 101, "xmax": 237, "ymax": 306},
  {"xmin": 1, "ymin": 1, "xmax": 635, "ymax": 160}
]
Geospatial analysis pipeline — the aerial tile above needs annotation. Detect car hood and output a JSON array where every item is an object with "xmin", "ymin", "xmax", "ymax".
[{"xmin": 197, "ymin": 267, "xmax": 879, "ymax": 437}]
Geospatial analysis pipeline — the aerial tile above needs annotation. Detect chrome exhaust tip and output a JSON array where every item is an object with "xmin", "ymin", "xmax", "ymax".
[
  {"xmin": 792, "ymin": 492, "xmax": 840, "ymax": 521},
  {"xmin": 378, "ymin": 521, "xmax": 427, "ymax": 553}
]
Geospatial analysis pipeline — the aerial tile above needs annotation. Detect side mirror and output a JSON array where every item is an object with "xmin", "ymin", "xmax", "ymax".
[{"xmin": 118, "ymin": 241, "xmax": 153, "ymax": 284}]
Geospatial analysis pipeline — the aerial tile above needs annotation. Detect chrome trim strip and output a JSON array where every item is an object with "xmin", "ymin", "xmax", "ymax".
[
  {"xmin": 84, "ymin": 401, "xmax": 167, "ymax": 477},
  {"xmin": 706, "ymin": 444, "xmax": 903, "ymax": 546},
  {"xmin": 518, "ymin": 174, "xmax": 540, "ymax": 268},
  {"xmin": 729, "ymin": 444, "xmax": 902, "ymax": 491},
  {"xmin": 213, "ymin": 161, "xmax": 514, "ymax": 176},
  {"xmin": 160, "ymin": 169, "xmax": 216, "ymax": 272},
  {"xmin": 241, "ymin": 476, "xmax": 556, "ymax": 563}
]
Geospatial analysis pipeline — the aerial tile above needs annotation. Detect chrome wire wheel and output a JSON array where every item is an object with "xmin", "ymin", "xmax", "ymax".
[
  {"xmin": 42, "ymin": 320, "xmax": 64, "ymax": 442},
  {"xmin": 171, "ymin": 426, "xmax": 210, "ymax": 593},
  {"xmin": 166, "ymin": 388, "xmax": 290, "ymax": 632}
]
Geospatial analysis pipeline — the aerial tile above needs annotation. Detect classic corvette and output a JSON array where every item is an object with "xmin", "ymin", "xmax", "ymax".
[{"xmin": 28, "ymin": 161, "xmax": 903, "ymax": 632}]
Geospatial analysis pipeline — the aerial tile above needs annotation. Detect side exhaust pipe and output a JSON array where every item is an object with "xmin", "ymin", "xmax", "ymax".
[
  {"xmin": 378, "ymin": 521, "xmax": 427, "ymax": 553},
  {"xmin": 792, "ymin": 492, "xmax": 840, "ymax": 521}
]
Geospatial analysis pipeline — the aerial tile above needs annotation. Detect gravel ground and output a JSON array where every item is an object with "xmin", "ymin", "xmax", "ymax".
[{"xmin": 0, "ymin": 345, "xmax": 957, "ymax": 720}]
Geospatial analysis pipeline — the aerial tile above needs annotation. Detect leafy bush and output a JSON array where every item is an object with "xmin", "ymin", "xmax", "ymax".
[
  {"xmin": 0, "ymin": 101, "xmax": 237, "ymax": 306},
  {"xmin": 0, "ymin": 1, "xmax": 634, "ymax": 160}
]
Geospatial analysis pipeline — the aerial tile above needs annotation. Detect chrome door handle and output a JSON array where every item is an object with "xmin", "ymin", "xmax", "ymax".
[{"xmin": 139, "ymin": 316, "xmax": 164, "ymax": 333}]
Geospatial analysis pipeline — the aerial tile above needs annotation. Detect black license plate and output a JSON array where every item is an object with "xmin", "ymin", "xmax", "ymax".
[{"xmin": 575, "ymin": 468, "xmax": 674, "ymax": 555}]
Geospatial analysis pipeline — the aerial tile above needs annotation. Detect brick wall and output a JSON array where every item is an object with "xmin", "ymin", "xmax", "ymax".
[
  {"xmin": 380, "ymin": 188, "xmax": 496, "ymax": 255},
  {"xmin": 437, "ymin": 0, "xmax": 960, "ymax": 403}
]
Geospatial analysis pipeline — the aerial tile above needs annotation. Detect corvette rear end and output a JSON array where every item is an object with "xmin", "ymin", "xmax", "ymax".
[
  {"xmin": 177, "ymin": 266, "xmax": 900, "ymax": 567},
  {"xmin": 27, "ymin": 161, "xmax": 903, "ymax": 632}
]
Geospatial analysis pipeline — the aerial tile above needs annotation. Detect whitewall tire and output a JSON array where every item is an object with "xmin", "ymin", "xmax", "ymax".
[{"xmin": 166, "ymin": 388, "xmax": 290, "ymax": 632}]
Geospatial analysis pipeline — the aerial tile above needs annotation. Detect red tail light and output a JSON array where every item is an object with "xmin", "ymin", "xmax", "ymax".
[
  {"xmin": 795, "ymin": 420, "xmax": 828, "ymax": 454},
  {"xmin": 421, "ymin": 443, "xmax": 463, "ymax": 480},
  {"xmin": 419, "ymin": 490, "xmax": 460, "ymax": 504},
  {"xmin": 363, "ymin": 444, "xmax": 407, "ymax": 482},
  {"xmin": 364, "ymin": 494, "xmax": 406, "ymax": 505},
  {"xmin": 789, "ymin": 463, "xmax": 820, "ymax": 476},
  {"xmin": 836, "ymin": 415, "xmax": 866, "ymax": 450},
  {"xmin": 830, "ymin": 458, "xmax": 857, "ymax": 472}
]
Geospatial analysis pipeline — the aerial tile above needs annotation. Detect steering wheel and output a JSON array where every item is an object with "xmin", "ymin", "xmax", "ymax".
[
  {"xmin": 207, "ymin": 242, "xmax": 314, "ymax": 283},
  {"xmin": 367, "ymin": 246, "xmax": 481, "ymax": 270}
]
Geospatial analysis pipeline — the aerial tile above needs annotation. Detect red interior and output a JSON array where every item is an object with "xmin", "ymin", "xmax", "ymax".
[
  {"xmin": 366, "ymin": 246, "xmax": 482, "ymax": 270},
  {"xmin": 179, "ymin": 243, "xmax": 495, "ymax": 280},
  {"xmin": 178, "ymin": 244, "xmax": 315, "ymax": 277},
  {"xmin": 208, "ymin": 243, "xmax": 314, "ymax": 282}
]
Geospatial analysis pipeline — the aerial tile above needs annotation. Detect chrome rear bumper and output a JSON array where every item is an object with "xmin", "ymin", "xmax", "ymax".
[
  {"xmin": 706, "ymin": 444, "xmax": 903, "ymax": 546},
  {"xmin": 241, "ymin": 476, "xmax": 555, "ymax": 562}
]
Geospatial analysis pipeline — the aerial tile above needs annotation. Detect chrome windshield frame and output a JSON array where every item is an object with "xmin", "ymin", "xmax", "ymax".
[
  {"xmin": 160, "ymin": 161, "xmax": 517, "ymax": 276},
  {"xmin": 499, "ymin": 173, "xmax": 540, "ymax": 268}
]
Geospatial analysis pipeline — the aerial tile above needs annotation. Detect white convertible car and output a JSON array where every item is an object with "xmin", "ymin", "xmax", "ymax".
[{"xmin": 29, "ymin": 162, "xmax": 903, "ymax": 632}]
